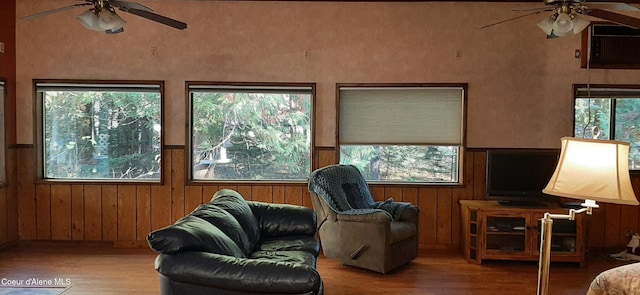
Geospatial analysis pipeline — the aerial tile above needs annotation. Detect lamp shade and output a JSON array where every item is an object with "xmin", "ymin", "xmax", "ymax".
[
  {"xmin": 77, "ymin": 9, "xmax": 126, "ymax": 32},
  {"xmin": 543, "ymin": 137, "xmax": 639, "ymax": 205},
  {"xmin": 552, "ymin": 12, "xmax": 574, "ymax": 36},
  {"xmin": 571, "ymin": 14, "xmax": 590, "ymax": 34},
  {"xmin": 537, "ymin": 16, "xmax": 555, "ymax": 35},
  {"xmin": 77, "ymin": 10, "xmax": 101, "ymax": 31},
  {"xmin": 98, "ymin": 10, "xmax": 126, "ymax": 31}
]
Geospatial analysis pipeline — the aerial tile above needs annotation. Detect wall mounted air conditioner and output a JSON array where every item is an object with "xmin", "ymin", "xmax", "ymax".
[{"xmin": 585, "ymin": 23, "xmax": 640, "ymax": 69}]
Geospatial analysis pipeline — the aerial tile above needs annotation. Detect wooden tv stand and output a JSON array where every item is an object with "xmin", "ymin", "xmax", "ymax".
[{"xmin": 460, "ymin": 200, "xmax": 587, "ymax": 266}]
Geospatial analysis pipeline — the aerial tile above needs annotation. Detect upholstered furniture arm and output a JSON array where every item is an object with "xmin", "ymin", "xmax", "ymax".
[
  {"xmin": 155, "ymin": 252, "xmax": 322, "ymax": 294},
  {"xmin": 248, "ymin": 202, "xmax": 318, "ymax": 238},
  {"xmin": 336, "ymin": 210, "xmax": 391, "ymax": 223},
  {"xmin": 397, "ymin": 205, "xmax": 419, "ymax": 223}
]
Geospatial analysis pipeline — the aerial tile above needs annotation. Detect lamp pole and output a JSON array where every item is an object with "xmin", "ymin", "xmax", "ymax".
[
  {"xmin": 536, "ymin": 207, "xmax": 593, "ymax": 295},
  {"xmin": 537, "ymin": 214, "xmax": 553, "ymax": 295}
]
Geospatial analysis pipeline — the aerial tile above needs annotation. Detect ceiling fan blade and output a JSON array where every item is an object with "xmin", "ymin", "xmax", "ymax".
[
  {"xmin": 21, "ymin": 3, "xmax": 91, "ymax": 20},
  {"xmin": 586, "ymin": 8, "xmax": 640, "ymax": 29},
  {"xmin": 122, "ymin": 8, "xmax": 187, "ymax": 30},
  {"xmin": 586, "ymin": 2, "xmax": 638, "ymax": 11},
  {"xmin": 114, "ymin": 0, "xmax": 153, "ymax": 12},
  {"xmin": 512, "ymin": 6, "xmax": 551, "ymax": 12},
  {"xmin": 481, "ymin": 10, "xmax": 550, "ymax": 29}
]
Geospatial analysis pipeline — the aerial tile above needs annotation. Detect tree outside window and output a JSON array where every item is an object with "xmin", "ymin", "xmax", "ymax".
[
  {"xmin": 340, "ymin": 145, "xmax": 460, "ymax": 183},
  {"xmin": 189, "ymin": 83, "xmax": 313, "ymax": 181},
  {"xmin": 37, "ymin": 81, "xmax": 162, "ymax": 181},
  {"xmin": 574, "ymin": 85, "xmax": 640, "ymax": 170}
]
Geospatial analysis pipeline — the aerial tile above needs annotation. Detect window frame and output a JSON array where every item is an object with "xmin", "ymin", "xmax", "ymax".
[
  {"xmin": 186, "ymin": 81, "xmax": 315, "ymax": 184},
  {"xmin": 573, "ymin": 83, "xmax": 640, "ymax": 171},
  {"xmin": 34, "ymin": 79, "xmax": 165, "ymax": 184},
  {"xmin": 0, "ymin": 79, "xmax": 6, "ymax": 187},
  {"xmin": 336, "ymin": 83, "xmax": 467, "ymax": 185}
]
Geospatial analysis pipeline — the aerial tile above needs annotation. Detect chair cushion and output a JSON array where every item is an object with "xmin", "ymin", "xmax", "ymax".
[
  {"xmin": 389, "ymin": 221, "xmax": 417, "ymax": 244},
  {"xmin": 309, "ymin": 164, "xmax": 412, "ymax": 221},
  {"xmin": 309, "ymin": 164, "xmax": 376, "ymax": 212},
  {"xmin": 342, "ymin": 182, "xmax": 374, "ymax": 209},
  {"xmin": 258, "ymin": 235, "xmax": 321, "ymax": 256},
  {"xmin": 250, "ymin": 250, "xmax": 318, "ymax": 268}
]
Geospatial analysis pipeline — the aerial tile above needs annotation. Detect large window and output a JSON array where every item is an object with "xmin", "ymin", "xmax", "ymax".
[
  {"xmin": 36, "ymin": 81, "xmax": 163, "ymax": 181},
  {"xmin": 338, "ymin": 84, "xmax": 466, "ymax": 184},
  {"xmin": 574, "ymin": 85, "xmax": 640, "ymax": 170},
  {"xmin": 188, "ymin": 83, "xmax": 313, "ymax": 181},
  {"xmin": 0, "ymin": 80, "xmax": 5, "ymax": 186}
]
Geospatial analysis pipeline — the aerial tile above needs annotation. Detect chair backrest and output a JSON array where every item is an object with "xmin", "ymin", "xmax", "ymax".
[{"xmin": 308, "ymin": 164, "xmax": 375, "ymax": 212}]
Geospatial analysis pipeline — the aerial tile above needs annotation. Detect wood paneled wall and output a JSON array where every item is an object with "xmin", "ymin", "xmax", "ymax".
[
  {"xmin": 0, "ymin": 148, "xmax": 18, "ymax": 249},
  {"xmin": 0, "ymin": 0, "xmax": 18, "ymax": 250},
  {"xmin": 10, "ymin": 146, "xmax": 640, "ymax": 250}
]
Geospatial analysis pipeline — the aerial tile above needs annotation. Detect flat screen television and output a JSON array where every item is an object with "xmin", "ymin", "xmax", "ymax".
[{"xmin": 486, "ymin": 149, "xmax": 560, "ymax": 206}]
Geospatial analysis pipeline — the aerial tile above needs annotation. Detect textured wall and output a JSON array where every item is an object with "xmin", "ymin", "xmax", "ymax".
[{"xmin": 15, "ymin": 1, "xmax": 640, "ymax": 148}]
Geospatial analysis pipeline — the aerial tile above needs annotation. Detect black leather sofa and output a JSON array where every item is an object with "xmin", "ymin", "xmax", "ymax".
[{"xmin": 147, "ymin": 189, "xmax": 324, "ymax": 295}]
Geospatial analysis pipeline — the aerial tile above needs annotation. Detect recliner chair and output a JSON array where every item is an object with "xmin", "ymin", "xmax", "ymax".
[{"xmin": 308, "ymin": 164, "xmax": 419, "ymax": 274}]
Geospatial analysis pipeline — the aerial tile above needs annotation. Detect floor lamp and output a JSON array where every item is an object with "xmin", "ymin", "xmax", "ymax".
[{"xmin": 537, "ymin": 137, "xmax": 640, "ymax": 295}]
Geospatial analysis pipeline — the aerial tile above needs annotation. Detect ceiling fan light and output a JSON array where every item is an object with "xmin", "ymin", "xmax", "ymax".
[
  {"xmin": 553, "ymin": 12, "xmax": 574, "ymax": 36},
  {"xmin": 537, "ymin": 16, "xmax": 556, "ymax": 35},
  {"xmin": 572, "ymin": 14, "xmax": 590, "ymax": 34},
  {"xmin": 76, "ymin": 10, "xmax": 102, "ymax": 31},
  {"xmin": 98, "ymin": 10, "xmax": 126, "ymax": 31}
]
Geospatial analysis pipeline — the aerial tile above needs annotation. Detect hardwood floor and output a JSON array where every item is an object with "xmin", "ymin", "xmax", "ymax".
[{"xmin": 0, "ymin": 243, "xmax": 634, "ymax": 294}]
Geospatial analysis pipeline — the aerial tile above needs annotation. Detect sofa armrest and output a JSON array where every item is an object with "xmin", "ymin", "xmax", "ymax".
[
  {"xmin": 336, "ymin": 211, "xmax": 391, "ymax": 223},
  {"xmin": 248, "ymin": 201, "xmax": 317, "ymax": 238},
  {"xmin": 397, "ymin": 205, "xmax": 419, "ymax": 223},
  {"xmin": 155, "ymin": 252, "xmax": 322, "ymax": 294}
]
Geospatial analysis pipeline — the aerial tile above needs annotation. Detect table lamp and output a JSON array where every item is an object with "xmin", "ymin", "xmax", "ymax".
[{"xmin": 537, "ymin": 137, "xmax": 639, "ymax": 295}]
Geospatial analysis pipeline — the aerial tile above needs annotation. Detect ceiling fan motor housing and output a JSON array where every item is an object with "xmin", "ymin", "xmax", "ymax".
[{"xmin": 543, "ymin": 0, "xmax": 584, "ymax": 6}]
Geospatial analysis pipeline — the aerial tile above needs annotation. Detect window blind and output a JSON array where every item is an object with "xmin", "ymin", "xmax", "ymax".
[
  {"xmin": 35, "ymin": 82, "xmax": 161, "ymax": 93},
  {"xmin": 339, "ymin": 87, "xmax": 464, "ymax": 145},
  {"xmin": 188, "ymin": 84, "xmax": 313, "ymax": 94}
]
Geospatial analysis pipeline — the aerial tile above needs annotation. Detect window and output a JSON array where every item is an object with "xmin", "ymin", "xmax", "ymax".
[
  {"xmin": 188, "ymin": 83, "xmax": 313, "ymax": 181},
  {"xmin": 0, "ymin": 80, "xmax": 5, "ymax": 186},
  {"xmin": 338, "ymin": 84, "xmax": 466, "ymax": 184},
  {"xmin": 35, "ymin": 81, "xmax": 163, "ymax": 181},
  {"xmin": 574, "ymin": 85, "xmax": 640, "ymax": 170}
]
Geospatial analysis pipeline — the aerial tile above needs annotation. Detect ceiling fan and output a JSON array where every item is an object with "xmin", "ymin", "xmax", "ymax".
[
  {"xmin": 482, "ymin": 0, "xmax": 640, "ymax": 38},
  {"xmin": 22, "ymin": 0, "xmax": 187, "ymax": 34}
]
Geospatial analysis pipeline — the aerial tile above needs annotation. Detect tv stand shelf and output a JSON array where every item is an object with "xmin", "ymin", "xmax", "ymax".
[{"xmin": 460, "ymin": 200, "xmax": 587, "ymax": 266}]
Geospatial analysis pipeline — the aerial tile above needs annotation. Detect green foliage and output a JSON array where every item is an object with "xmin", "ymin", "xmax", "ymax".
[
  {"xmin": 340, "ymin": 145, "xmax": 459, "ymax": 183},
  {"xmin": 43, "ymin": 90, "xmax": 161, "ymax": 179},
  {"xmin": 574, "ymin": 98, "xmax": 611, "ymax": 139},
  {"xmin": 191, "ymin": 91, "xmax": 311, "ymax": 180},
  {"xmin": 575, "ymin": 98, "xmax": 640, "ymax": 169}
]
